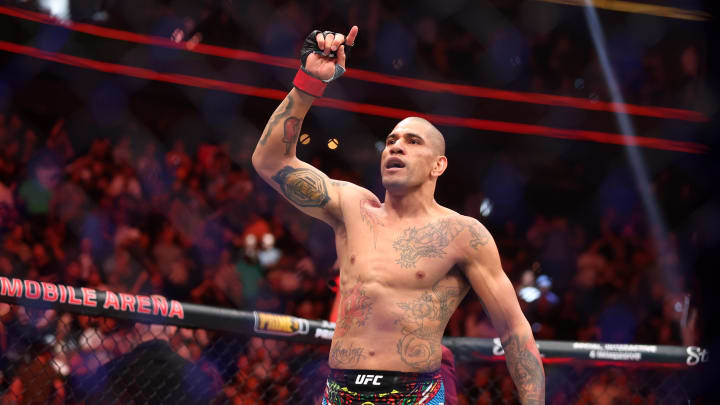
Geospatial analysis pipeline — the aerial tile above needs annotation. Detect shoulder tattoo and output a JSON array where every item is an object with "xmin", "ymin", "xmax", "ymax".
[{"xmin": 467, "ymin": 219, "xmax": 490, "ymax": 249}]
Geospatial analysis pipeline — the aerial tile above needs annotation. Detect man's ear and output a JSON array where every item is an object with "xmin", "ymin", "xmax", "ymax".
[{"xmin": 431, "ymin": 156, "xmax": 448, "ymax": 177}]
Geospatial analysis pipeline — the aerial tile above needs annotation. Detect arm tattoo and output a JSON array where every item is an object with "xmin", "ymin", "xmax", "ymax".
[
  {"xmin": 392, "ymin": 217, "xmax": 491, "ymax": 268},
  {"xmin": 394, "ymin": 279, "xmax": 467, "ymax": 370},
  {"xmin": 271, "ymin": 166, "xmax": 330, "ymax": 208},
  {"xmin": 335, "ymin": 280, "xmax": 373, "ymax": 338},
  {"xmin": 281, "ymin": 117, "xmax": 301, "ymax": 156},
  {"xmin": 329, "ymin": 341, "xmax": 365, "ymax": 366},
  {"xmin": 467, "ymin": 220, "xmax": 490, "ymax": 249},
  {"xmin": 259, "ymin": 94, "xmax": 295, "ymax": 146},
  {"xmin": 501, "ymin": 334, "xmax": 545, "ymax": 404},
  {"xmin": 359, "ymin": 199, "xmax": 384, "ymax": 249}
]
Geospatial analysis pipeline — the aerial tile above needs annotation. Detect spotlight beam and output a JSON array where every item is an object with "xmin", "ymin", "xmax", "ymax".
[{"xmin": 582, "ymin": 1, "xmax": 678, "ymax": 286}]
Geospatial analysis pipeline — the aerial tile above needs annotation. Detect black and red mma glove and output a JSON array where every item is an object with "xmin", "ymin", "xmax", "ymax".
[{"xmin": 293, "ymin": 30, "xmax": 353, "ymax": 97}]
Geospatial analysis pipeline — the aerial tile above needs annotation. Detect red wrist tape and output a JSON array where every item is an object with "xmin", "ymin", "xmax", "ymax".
[{"xmin": 293, "ymin": 69, "xmax": 327, "ymax": 98}]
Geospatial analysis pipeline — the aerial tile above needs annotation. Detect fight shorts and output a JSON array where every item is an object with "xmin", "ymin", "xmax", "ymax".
[{"xmin": 322, "ymin": 368, "xmax": 445, "ymax": 405}]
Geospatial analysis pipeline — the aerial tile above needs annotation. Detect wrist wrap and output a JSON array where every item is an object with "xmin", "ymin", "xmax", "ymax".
[{"xmin": 292, "ymin": 68, "xmax": 327, "ymax": 97}]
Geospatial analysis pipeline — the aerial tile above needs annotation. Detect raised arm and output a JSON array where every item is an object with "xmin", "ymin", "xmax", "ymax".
[
  {"xmin": 459, "ymin": 217, "xmax": 545, "ymax": 404},
  {"xmin": 252, "ymin": 27, "xmax": 358, "ymax": 226}
]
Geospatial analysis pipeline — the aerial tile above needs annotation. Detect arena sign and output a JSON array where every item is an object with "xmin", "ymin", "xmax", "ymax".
[{"xmin": 0, "ymin": 276, "xmax": 184, "ymax": 320}]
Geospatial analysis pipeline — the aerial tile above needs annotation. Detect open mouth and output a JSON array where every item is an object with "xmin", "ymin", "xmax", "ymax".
[{"xmin": 385, "ymin": 157, "xmax": 406, "ymax": 170}]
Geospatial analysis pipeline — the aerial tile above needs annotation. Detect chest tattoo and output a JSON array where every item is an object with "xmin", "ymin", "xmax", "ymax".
[
  {"xmin": 392, "ymin": 217, "xmax": 490, "ymax": 268},
  {"xmin": 359, "ymin": 199, "xmax": 384, "ymax": 248}
]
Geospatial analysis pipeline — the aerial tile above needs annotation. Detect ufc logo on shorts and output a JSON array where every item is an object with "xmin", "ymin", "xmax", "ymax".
[{"xmin": 355, "ymin": 374, "xmax": 383, "ymax": 385}]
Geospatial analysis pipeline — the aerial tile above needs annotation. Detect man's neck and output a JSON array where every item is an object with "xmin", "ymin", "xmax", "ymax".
[{"xmin": 383, "ymin": 186, "xmax": 438, "ymax": 220}]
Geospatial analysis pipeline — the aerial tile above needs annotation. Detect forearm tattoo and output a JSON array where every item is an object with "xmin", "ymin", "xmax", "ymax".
[
  {"xmin": 392, "ymin": 217, "xmax": 490, "ymax": 268},
  {"xmin": 281, "ymin": 117, "xmax": 301, "ymax": 156},
  {"xmin": 335, "ymin": 280, "xmax": 373, "ymax": 338},
  {"xmin": 502, "ymin": 334, "xmax": 545, "ymax": 405},
  {"xmin": 271, "ymin": 166, "xmax": 330, "ymax": 207},
  {"xmin": 259, "ymin": 94, "xmax": 296, "ymax": 146},
  {"xmin": 330, "ymin": 341, "xmax": 365, "ymax": 367},
  {"xmin": 395, "ymin": 279, "xmax": 467, "ymax": 370}
]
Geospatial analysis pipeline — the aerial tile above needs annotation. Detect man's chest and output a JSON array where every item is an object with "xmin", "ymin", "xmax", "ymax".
[{"xmin": 336, "ymin": 210, "xmax": 473, "ymax": 286}]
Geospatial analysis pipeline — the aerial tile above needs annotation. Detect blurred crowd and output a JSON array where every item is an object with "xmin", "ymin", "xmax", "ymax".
[
  {"xmin": 0, "ymin": 110, "xmax": 335, "ymax": 312},
  {"xmin": 9, "ymin": 0, "xmax": 708, "ymax": 110},
  {"xmin": 0, "ymin": 107, "xmax": 698, "ymax": 340},
  {"xmin": 0, "ymin": 110, "xmax": 336, "ymax": 404}
]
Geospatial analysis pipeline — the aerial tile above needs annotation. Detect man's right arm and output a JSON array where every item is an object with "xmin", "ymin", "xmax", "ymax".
[
  {"xmin": 252, "ymin": 27, "xmax": 358, "ymax": 227},
  {"xmin": 251, "ymin": 88, "xmax": 343, "ymax": 225}
]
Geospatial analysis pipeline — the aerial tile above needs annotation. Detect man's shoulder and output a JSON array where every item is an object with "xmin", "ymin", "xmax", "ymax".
[
  {"xmin": 435, "ymin": 209, "xmax": 483, "ymax": 227},
  {"xmin": 433, "ymin": 210, "xmax": 493, "ymax": 252},
  {"xmin": 331, "ymin": 180, "xmax": 378, "ymax": 200}
]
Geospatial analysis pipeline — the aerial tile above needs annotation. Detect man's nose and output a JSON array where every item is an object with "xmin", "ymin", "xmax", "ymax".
[{"xmin": 389, "ymin": 142, "xmax": 405, "ymax": 154}]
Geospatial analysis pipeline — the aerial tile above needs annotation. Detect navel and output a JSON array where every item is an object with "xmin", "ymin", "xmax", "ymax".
[
  {"xmin": 369, "ymin": 350, "xmax": 375, "ymax": 356},
  {"xmin": 416, "ymin": 271, "xmax": 425, "ymax": 280},
  {"xmin": 350, "ymin": 255, "xmax": 356, "ymax": 265}
]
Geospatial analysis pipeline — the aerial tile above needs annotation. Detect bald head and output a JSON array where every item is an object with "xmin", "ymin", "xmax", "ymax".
[{"xmin": 396, "ymin": 117, "xmax": 445, "ymax": 156}]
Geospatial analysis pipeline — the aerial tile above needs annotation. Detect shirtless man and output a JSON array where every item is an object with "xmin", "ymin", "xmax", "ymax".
[{"xmin": 252, "ymin": 26, "xmax": 545, "ymax": 405}]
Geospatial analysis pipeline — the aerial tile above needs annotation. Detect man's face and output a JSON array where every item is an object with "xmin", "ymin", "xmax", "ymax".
[{"xmin": 380, "ymin": 119, "xmax": 440, "ymax": 193}]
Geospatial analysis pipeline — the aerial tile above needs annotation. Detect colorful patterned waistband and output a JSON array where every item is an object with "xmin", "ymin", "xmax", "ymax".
[{"xmin": 323, "ymin": 368, "xmax": 445, "ymax": 405}]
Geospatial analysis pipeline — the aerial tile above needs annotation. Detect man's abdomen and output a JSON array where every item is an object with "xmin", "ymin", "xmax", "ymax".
[{"xmin": 330, "ymin": 285, "xmax": 447, "ymax": 373}]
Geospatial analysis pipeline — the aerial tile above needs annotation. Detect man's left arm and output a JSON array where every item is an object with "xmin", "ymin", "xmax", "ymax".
[{"xmin": 459, "ymin": 217, "xmax": 545, "ymax": 405}]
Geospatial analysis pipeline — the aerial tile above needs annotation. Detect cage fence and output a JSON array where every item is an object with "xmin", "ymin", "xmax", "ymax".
[{"xmin": 0, "ymin": 277, "xmax": 709, "ymax": 404}]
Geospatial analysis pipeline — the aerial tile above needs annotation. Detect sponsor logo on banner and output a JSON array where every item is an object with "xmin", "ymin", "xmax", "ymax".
[
  {"xmin": 572, "ymin": 342, "xmax": 656, "ymax": 362},
  {"xmin": 314, "ymin": 320, "xmax": 335, "ymax": 340},
  {"xmin": 492, "ymin": 337, "xmax": 505, "ymax": 356},
  {"xmin": 493, "ymin": 337, "xmax": 542, "ymax": 357},
  {"xmin": 686, "ymin": 346, "xmax": 709, "ymax": 366},
  {"xmin": 589, "ymin": 350, "xmax": 642, "ymax": 361},
  {"xmin": 320, "ymin": 320, "xmax": 336, "ymax": 329},
  {"xmin": 315, "ymin": 328, "xmax": 334, "ymax": 340},
  {"xmin": 572, "ymin": 342, "xmax": 657, "ymax": 353},
  {"xmin": 253, "ymin": 311, "xmax": 310, "ymax": 336}
]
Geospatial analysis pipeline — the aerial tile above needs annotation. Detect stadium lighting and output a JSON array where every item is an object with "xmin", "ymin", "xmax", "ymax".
[{"xmin": 38, "ymin": 0, "xmax": 70, "ymax": 20}]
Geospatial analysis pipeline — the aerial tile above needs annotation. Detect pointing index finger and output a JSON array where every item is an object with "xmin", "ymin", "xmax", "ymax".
[{"xmin": 345, "ymin": 25, "xmax": 359, "ymax": 46}]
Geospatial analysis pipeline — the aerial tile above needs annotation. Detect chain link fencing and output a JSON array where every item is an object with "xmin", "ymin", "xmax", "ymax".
[
  {"xmin": 0, "ymin": 306, "xmax": 330, "ymax": 404},
  {"xmin": 455, "ymin": 361, "xmax": 700, "ymax": 404},
  {"xmin": 0, "ymin": 278, "xmax": 709, "ymax": 404}
]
